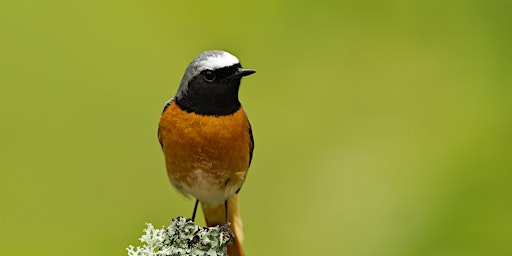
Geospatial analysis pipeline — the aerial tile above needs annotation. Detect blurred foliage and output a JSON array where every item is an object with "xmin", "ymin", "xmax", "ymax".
[{"xmin": 1, "ymin": 1, "xmax": 511, "ymax": 255}]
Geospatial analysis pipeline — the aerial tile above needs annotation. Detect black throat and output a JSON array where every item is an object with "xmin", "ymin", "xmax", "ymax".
[{"xmin": 175, "ymin": 77, "xmax": 242, "ymax": 116}]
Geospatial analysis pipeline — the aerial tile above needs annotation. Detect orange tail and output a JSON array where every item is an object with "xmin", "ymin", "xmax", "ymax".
[{"xmin": 201, "ymin": 194, "xmax": 244, "ymax": 256}]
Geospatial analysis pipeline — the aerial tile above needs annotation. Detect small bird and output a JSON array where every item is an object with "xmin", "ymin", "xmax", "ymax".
[{"xmin": 158, "ymin": 50, "xmax": 255, "ymax": 256}]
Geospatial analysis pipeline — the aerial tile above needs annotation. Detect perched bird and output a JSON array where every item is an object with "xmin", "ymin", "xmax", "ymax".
[{"xmin": 158, "ymin": 50, "xmax": 255, "ymax": 256}]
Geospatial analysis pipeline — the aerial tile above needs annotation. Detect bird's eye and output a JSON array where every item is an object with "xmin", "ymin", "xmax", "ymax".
[{"xmin": 203, "ymin": 70, "xmax": 215, "ymax": 82}]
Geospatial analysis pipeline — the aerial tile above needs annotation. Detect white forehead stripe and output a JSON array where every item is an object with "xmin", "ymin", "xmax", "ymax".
[{"xmin": 198, "ymin": 52, "xmax": 239, "ymax": 71}]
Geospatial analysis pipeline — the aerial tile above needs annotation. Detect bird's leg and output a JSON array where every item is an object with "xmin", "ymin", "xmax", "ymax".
[
  {"xmin": 191, "ymin": 199, "xmax": 199, "ymax": 222},
  {"xmin": 222, "ymin": 200, "xmax": 233, "ymax": 239}
]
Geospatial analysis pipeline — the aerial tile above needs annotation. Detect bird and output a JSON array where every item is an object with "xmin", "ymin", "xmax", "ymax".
[{"xmin": 158, "ymin": 50, "xmax": 255, "ymax": 256}]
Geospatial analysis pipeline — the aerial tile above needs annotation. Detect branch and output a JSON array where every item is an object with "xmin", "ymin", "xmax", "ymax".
[{"xmin": 127, "ymin": 217, "xmax": 232, "ymax": 256}]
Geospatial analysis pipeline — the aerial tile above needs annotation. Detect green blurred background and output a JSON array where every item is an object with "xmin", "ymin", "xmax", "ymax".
[{"xmin": 1, "ymin": 1, "xmax": 511, "ymax": 255}]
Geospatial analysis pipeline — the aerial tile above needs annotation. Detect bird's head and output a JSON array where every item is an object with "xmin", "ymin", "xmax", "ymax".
[{"xmin": 175, "ymin": 50, "xmax": 256, "ymax": 116}]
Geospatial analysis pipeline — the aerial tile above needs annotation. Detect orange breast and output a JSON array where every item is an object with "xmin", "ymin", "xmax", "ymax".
[{"xmin": 158, "ymin": 101, "xmax": 252, "ymax": 204}]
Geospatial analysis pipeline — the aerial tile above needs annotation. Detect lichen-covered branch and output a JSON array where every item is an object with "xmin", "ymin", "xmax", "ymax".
[{"xmin": 127, "ymin": 217, "xmax": 232, "ymax": 256}]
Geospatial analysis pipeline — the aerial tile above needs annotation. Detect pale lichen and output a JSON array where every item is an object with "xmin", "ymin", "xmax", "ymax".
[{"xmin": 127, "ymin": 217, "xmax": 232, "ymax": 256}]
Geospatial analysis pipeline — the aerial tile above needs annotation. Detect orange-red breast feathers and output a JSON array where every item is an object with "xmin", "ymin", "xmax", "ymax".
[{"xmin": 158, "ymin": 101, "xmax": 252, "ymax": 204}]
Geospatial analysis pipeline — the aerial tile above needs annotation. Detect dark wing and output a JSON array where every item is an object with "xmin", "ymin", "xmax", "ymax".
[
  {"xmin": 248, "ymin": 121, "xmax": 254, "ymax": 166},
  {"xmin": 158, "ymin": 98, "xmax": 174, "ymax": 148},
  {"xmin": 236, "ymin": 120, "xmax": 254, "ymax": 194},
  {"xmin": 161, "ymin": 98, "xmax": 174, "ymax": 114}
]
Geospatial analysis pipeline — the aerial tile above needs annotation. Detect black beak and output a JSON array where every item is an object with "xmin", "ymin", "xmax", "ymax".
[
  {"xmin": 238, "ymin": 68, "xmax": 256, "ymax": 77},
  {"xmin": 227, "ymin": 68, "xmax": 256, "ymax": 80}
]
